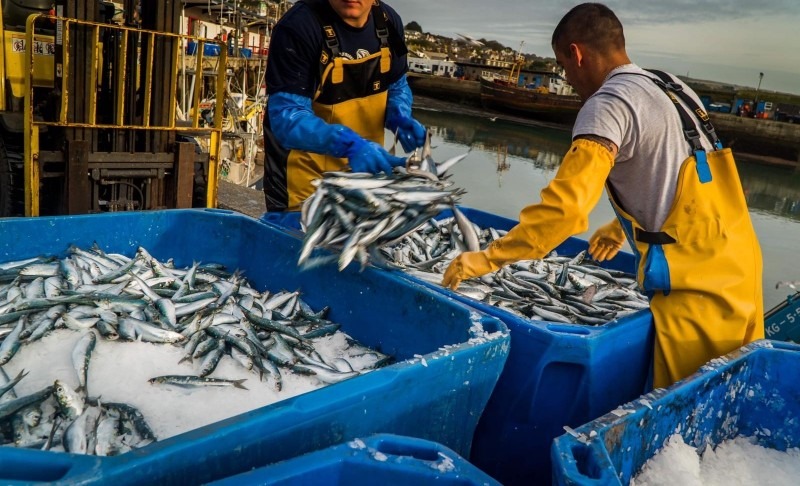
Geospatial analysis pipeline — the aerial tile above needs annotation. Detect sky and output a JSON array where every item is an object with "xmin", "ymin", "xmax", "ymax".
[{"xmin": 393, "ymin": 0, "xmax": 800, "ymax": 95}]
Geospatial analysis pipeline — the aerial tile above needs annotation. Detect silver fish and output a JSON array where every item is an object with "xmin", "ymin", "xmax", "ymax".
[
  {"xmin": 118, "ymin": 317, "xmax": 186, "ymax": 344},
  {"xmin": 148, "ymin": 375, "xmax": 248, "ymax": 390},
  {"xmin": 63, "ymin": 405, "xmax": 101, "ymax": 454},
  {"xmin": 72, "ymin": 331, "xmax": 97, "ymax": 394},
  {"xmin": 54, "ymin": 380, "xmax": 84, "ymax": 420},
  {"xmin": 0, "ymin": 317, "xmax": 25, "ymax": 366},
  {"xmin": 0, "ymin": 386, "xmax": 53, "ymax": 421}
]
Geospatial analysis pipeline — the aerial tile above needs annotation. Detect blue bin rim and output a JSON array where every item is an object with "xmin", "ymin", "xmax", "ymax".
[
  {"xmin": 218, "ymin": 433, "xmax": 501, "ymax": 483},
  {"xmin": 558, "ymin": 340, "xmax": 799, "ymax": 436},
  {"xmin": 551, "ymin": 339, "xmax": 800, "ymax": 483}
]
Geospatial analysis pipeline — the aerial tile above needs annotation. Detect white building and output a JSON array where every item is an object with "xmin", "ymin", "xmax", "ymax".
[{"xmin": 407, "ymin": 53, "xmax": 457, "ymax": 77}]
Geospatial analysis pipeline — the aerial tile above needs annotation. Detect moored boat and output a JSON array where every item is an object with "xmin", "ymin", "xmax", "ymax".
[{"xmin": 479, "ymin": 75, "xmax": 582, "ymax": 125}]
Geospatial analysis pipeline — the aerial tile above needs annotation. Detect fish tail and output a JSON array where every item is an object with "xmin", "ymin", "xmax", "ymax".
[{"xmin": 233, "ymin": 378, "xmax": 248, "ymax": 390}]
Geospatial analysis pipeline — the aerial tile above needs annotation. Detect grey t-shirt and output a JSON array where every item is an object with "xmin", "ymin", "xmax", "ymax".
[{"xmin": 573, "ymin": 64, "xmax": 714, "ymax": 231}]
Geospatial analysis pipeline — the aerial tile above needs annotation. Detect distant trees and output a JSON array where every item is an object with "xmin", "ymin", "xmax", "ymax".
[
  {"xmin": 481, "ymin": 39, "xmax": 506, "ymax": 51},
  {"xmin": 405, "ymin": 21, "xmax": 423, "ymax": 33},
  {"xmin": 529, "ymin": 60, "xmax": 553, "ymax": 71}
]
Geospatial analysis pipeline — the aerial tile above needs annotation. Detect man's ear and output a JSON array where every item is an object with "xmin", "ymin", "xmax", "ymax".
[{"xmin": 569, "ymin": 43, "xmax": 584, "ymax": 66}]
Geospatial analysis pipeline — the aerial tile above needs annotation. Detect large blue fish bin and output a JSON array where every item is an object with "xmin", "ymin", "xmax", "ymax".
[
  {"xmin": 260, "ymin": 206, "xmax": 655, "ymax": 485},
  {"xmin": 0, "ymin": 209, "xmax": 509, "ymax": 485},
  {"xmin": 552, "ymin": 341, "xmax": 800, "ymax": 485},
  {"xmin": 209, "ymin": 434, "xmax": 502, "ymax": 486}
]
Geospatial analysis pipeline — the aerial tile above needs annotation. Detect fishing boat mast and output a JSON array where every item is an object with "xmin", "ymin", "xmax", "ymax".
[{"xmin": 508, "ymin": 41, "xmax": 525, "ymax": 87}]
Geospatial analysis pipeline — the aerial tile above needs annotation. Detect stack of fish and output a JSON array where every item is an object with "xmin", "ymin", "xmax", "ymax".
[
  {"xmin": 0, "ymin": 245, "xmax": 389, "ymax": 455},
  {"xmin": 298, "ymin": 130, "xmax": 470, "ymax": 270},
  {"xmin": 0, "ymin": 372, "xmax": 157, "ymax": 455},
  {"xmin": 378, "ymin": 214, "xmax": 650, "ymax": 325}
]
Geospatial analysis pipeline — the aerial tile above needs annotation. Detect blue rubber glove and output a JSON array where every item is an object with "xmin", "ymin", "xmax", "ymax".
[
  {"xmin": 267, "ymin": 91, "xmax": 404, "ymax": 173},
  {"xmin": 392, "ymin": 115, "xmax": 426, "ymax": 152},
  {"xmin": 386, "ymin": 76, "xmax": 426, "ymax": 152},
  {"xmin": 344, "ymin": 134, "xmax": 406, "ymax": 174},
  {"xmin": 268, "ymin": 92, "xmax": 358, "ymax": 157}
]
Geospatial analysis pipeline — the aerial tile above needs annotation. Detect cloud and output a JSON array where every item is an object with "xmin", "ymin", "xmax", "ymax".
[
  {"xmin": 608, "ymin": 0, "xmax": 800, "ymax": 24},
  {"xmin": 396, "ymin": 0, "xmax": 800, "ymax": 35}
]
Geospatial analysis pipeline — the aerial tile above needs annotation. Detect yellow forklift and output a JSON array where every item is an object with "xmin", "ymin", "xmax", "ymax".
[{"xmin": 0, "ymin": 0, "xmax": 226, "ymax": 216}]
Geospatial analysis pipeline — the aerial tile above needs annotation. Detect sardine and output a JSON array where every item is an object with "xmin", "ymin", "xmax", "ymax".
[
  {"xmin": 148, "ymin": 375, "xmax": 248, "ymax": 390},
  {"xmin": 0, "ymin": 317, "xmax": 25, "ymax": 366},
  {"xmin": 72, "ymin": 331, "xmax": 97, "ymax": 394},
  {"xmin": 0, "ymin": 386, "xmax": 54, "ymax": 422}
]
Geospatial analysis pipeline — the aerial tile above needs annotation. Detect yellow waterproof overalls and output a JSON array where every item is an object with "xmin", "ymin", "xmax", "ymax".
[
  {"xmin": 268, "ymin": 1, "xmax": 394, "ymax": 211},
  {"xmin": 610, "ymin": 71, "xmax": 764, "ymax": 388}
]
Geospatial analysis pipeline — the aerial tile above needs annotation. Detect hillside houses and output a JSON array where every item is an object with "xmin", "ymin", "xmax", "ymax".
[{"xmin": 403, "ymin": 28, "xmax": 562, "ymax": 80}]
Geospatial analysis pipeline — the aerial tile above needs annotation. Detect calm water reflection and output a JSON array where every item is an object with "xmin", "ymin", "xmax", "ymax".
[{"xmin": 412, "ymin": 108, "xmax": 800, "ymax": 309}]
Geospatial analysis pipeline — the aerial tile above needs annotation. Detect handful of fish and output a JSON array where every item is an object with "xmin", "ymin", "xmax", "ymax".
[
  {"xmin": 298, "ymin": 129, "xmax": 471, "ymax": 271},
  {"xmin": 379, "ymin": 215, "xmax": 649, "ymax": 325},
  {"xmin": 0, "ymin": 244, "xmax": 390, "ymax": 455}
]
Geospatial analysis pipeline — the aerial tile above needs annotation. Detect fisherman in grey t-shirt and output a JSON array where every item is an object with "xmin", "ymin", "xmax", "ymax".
[{"xmin": 443, "ymin": 3, "xmax": 764, "ymax": 389}]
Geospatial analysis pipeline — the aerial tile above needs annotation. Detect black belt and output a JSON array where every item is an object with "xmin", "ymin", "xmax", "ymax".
[{"xmin": 635, "ymin": 228, "xmax": 676, "ymax": 245}]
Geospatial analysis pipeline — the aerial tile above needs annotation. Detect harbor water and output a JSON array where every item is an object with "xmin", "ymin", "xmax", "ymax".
[{"xmin": 412, "ymin": 106, "xmax": 800, "ymax": 311}]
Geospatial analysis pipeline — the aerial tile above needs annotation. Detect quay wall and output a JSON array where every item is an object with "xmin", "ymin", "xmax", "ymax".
[{"xmin": 709, "ymin": 113, "xmax": 800, "ymax": 164}]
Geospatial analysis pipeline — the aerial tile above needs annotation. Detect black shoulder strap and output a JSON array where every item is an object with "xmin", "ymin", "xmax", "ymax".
[
  {"xmin": 609, "ymin": 69, "xmax": 720, "ymax": 183},
  {"xmin": 373, "ymin": 1, "xmax": 408, "ymax": 58},
  {"xmin": 646, "ymin": 69, "xmax": 722, "ymax": 151},
  {"xmin": 306, "ymin": 0, "xmax": 406, "ymax": 60},
  {"xmin": 306, "ymin": 0, "xmax": 341, "ymax": 59},
  {"xmin": 371, "ymin": 2, "xmax": 390, "ymax": 48}
]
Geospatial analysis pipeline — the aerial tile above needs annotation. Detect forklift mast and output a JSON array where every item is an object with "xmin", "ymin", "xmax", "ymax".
[{"xmin": 0, "ymin": 0, "xmax": 226, "ymax": 216}]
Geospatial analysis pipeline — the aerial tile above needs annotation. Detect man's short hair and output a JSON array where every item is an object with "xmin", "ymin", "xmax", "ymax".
[{"xmin": 551, "ymin": 3, "xmax": 625, "ymax": 57}]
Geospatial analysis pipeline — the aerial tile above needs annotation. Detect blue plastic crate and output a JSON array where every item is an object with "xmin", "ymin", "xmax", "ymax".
[
  {"xmin": 0, "ymin": 209, "xmax": 509, "ymax": 485},
  {"xmin": 209, "ymin": 434, "xmax": 501, "ymax": 485},
  {"xmin": 552, "ymin": 340, "xmax": 800, "ymax": 485},
  {"xmin": 260, "ymin": 206, "xmax": 654, "ymax": 485},
  {"xmin": 185, "ymin": 40, "xmax": 221, "ymax": 56}
]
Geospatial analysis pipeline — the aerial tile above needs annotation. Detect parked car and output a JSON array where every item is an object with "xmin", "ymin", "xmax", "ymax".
[
  {"xmin": 708, "ymin": 102, "xmax": 731, "ymax": 113},
  {"xmin": 774, "ymin": 111, "xmax": 800, "ymax": 123},
  {"xmin": 409, "ymin": 62, "xmax": 433, "ymax": 74}
]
